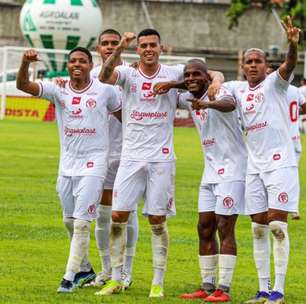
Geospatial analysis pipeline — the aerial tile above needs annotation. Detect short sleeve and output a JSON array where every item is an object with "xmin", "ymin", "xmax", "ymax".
[
  {"xmin": 268, "ymin": 70, "xmax": 292, "ymax": 92},
  {"xmin": 298, "ymin": 90, "xmax": 306, "ymax": 106},
  {"xmin": 38, "ymin": 81, "xmax": 58, "ymax": 104},
  {"xmin": 177, "ymin": 92, "xmax": 191, "ymax": 110},
  {"xmin": 114, "ymin": 65, "xmax": 130, "ymax": 87},
  {"xmin": 106, "ymin": 85, "xmax": 122, "ymax": 113},
  {"xmin": 216, "ymin": 86, "xmax": 235, "ymax": 103}
]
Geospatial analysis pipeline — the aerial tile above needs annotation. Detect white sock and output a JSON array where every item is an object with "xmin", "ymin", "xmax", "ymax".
[
  {"xmin": 95, "ymin": 205, "xmax": 112, "ymax": 274},
  {"xmin": 110, "ymin": 221, "xmax": 128, "ymax": 280},
  {"xmin": 64, "ymin": 219, "xmax": 90, "ymax": 282},
  {"xmin": 198, "ymin": 255, "xmax": 218, "ymax": 290},
  {"xmin": 252, "ymin": 223, "xmax": 271, "ymax": 292},
  {"xmin": 270, "ymin": 221, "xmax": 289, "ymax": 294},
  {"xmin": 218, "ymin": 254, "xmax": 237, "ymax": 291},
  {"xmin": 63, "ymin": 217, "xmax": 91, "ymax": 273},
  {"xmin": 124, "ymin": 211, "xmax": 139, "ymax": 275},
  {"xmin": 151, "ymin": 223, "xmax": 169, "ymax": 287}
]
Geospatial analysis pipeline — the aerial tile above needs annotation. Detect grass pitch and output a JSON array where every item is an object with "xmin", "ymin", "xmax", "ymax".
[{"xmin": 0, "ymin": 120, "xmax": 305, "ymax": 304}]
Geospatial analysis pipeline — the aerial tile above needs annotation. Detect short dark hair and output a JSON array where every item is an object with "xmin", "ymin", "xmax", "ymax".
[
  {"xmin": 68, "ymin": 47, "xmax": 93, "ymax": 63},
  {"xmin": 98, "ymin": 28, "xmax": 121, "ymax": 43},
  {"xmin": 185, "ymin": 59, "xmax": 208, "ymax": 73},
  {"xmin": 137, "ymin": 28, "xmax": 161, "ymax": 43}
]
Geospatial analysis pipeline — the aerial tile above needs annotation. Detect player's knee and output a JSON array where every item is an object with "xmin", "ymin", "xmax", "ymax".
[
  {"xmin": 269, "ymin": 221, "xmax": 286, "ymax": 241},
  {"xmin": 111, "ymin": 211, "xmax": 128, "ymax": 223},
  {"xmin": 198, "ymin": 221, "xmax": 214, "ymax": 240},
  {"xmin": 149, "ymin": 215, "xmax": 166, "ymax": 225},
  {"xmin": 252, "ymin": 224, "xmax": 266, "ymax": 240}
]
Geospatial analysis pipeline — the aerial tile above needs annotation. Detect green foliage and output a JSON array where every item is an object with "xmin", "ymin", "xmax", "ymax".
[{"xmin": 226, "ymin": 0, "xmax": 306, "ymax": 43}]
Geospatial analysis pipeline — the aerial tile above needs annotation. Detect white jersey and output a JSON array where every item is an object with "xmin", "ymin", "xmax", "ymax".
[
  {"xmin": 39, "ymin": 79, "xmax": 121, "ymax": 176},
  {"xmin": 115, "ymin": 64, "xmax": 184, "ymax": 162},
  {"xmin": 91, "ymin": 64, "xmax": 128, "ymax": 159},
  {"xmin": 299, "ymin": 85, "xmax": 306, "ymax": 98},
  {"xmin": 225, "ymin": 71, "xmax": 297, "ymax": 174},
  {"xmin": 287, "ymin": 85, "xmax": 305, "ymax": 154},
  {"xmin": 178, "ymin": 87, "xmax": 247, "ymax": 183}
]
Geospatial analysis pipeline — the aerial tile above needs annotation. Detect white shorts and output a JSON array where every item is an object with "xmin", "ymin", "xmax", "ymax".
[
  {"xmin": 112, "ymin": 160, "xmax": 176, "ymax": 217},
  {"xmin": 245, "ymin": 167, "xmax": 299, "ymax": 215},
  {"xmin": 198, "ymin": 181, "xmax": 245, "ymax": 215},
  {"xmin": 104, "ymin": 158, "xmax": 120, "ymax": 190},
  {"xmin": 56, "ymin": 176, "xmax": 104, "ymax": 221}
]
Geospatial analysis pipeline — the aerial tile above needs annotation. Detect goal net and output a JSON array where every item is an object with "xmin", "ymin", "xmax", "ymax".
[{"xmin": 0, "ymin": 46, "xmax": 203, "ymax": 125}]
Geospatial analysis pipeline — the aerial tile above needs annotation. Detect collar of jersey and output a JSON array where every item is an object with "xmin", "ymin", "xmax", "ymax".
[
  {"xmin": 138, "ymin": 64, "xmax": 161, "ymax": 79},
  {"xmin": 69, "ymin": 79, "xmax": 93, "ymax": 93},
  {"xmin": 248, "ymin": 79, "xmax": 264, "ymax": 91}
]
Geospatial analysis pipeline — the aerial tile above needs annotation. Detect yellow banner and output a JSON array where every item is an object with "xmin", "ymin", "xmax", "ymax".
[{"xmin": 4, "ymin": 96, "xmax": 54, "ymax": 122}]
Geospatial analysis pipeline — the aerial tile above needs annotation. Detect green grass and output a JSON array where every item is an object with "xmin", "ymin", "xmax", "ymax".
[{"xmin": 0, "ymin": 120, "xmax": 305, "ymax": 304}]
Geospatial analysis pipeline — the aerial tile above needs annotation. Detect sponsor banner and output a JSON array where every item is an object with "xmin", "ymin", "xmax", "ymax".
[{"xmin": 4, "ymin": 96, "xmax": 55, "ymax": 122}]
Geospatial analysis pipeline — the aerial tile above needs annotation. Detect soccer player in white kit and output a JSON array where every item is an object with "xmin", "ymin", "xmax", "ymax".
[
  {"xmin": 224, "ymin": 17, "xmax": 301, "ymax": 304},
  {"xmin": 174, "ymin": 60, "xmax": 247, "ymax": 303},
  {"xmin": 95, "ymin": 29, "xmax": 224, "ymax": 298},
  {"xmin": 16, "ymin": 47, "xmax": 121, "ymax": 293},
  {"xmin": 90, "ymin": 29, "xmax": 139, "ymax": 289},
  {"xmin": 267, "ymin": 63, "xmax": 306, "ymax": 220}
]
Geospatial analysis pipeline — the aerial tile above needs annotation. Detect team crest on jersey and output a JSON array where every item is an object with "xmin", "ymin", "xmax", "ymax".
[
  {"xmin": 223, "ymin": 196, "xmax": 234, "ymax": 208},
  {"xmin": 255, "ymin": 92, "xmax": 264, "ymax": 103},
  {"xmin": 72, "ymin": 97, "xmax": 81, "ymax": 105},
  {"xmin": 88, "ymin": 204, "xmax": 96, "ymax": 215},
  {"xmin": 86, "ymin": 98, "xmax": 96, "ymax": 108},
  {"xmin": 196, "ymin": 110, "xmax": 208, "ymax": 122},
  {"xmin": 278, "ymin": 192, "xmax": 288, "ymax": 204}
]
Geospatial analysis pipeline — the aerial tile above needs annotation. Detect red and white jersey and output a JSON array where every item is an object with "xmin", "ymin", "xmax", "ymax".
[
  {"xmin": 225, "ymin": 71, "xmax": 297, "ymax": 174},
  {"xmin": 91, "ymin": 63, "xmax": 129, "ymax": 159},
  {"xmin": 287, "ymin": 85, "xmax": 305, "ymax": 154},
  {"xmin": 115, "ymin": 64, "xmax": 184, "ymax": 162},
  {"xmin": 178, "ymin": 87, "xmax": 247, "ymax": 183},
  {"xmin": 39, "ymin": 79, "xmax": 121, "ymax": 176}
]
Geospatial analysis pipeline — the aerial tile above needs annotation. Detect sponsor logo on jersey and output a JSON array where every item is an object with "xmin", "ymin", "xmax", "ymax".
[
  {"xmin": 218, "ymin": 168, "xmax": 224, "ymax": 175},
  {"xmin": 87, "ymin": 161, "xmax": 94, "ymax": 168},
  {"xmin": 278, "ymin": 192, "xmax": 288, "ymax": 204},
  {"xmin": 246, "ymin": 93, "xmax": 254, "ymax": 102},
  {"xmin": 142, "ymin": 82, "xmax": 152, "ymax": 90},
  {"xmin": 223, "ymin": 196, "xmax": 234, "ymax": 208},
  {"xmin": 88, "ymin": 204, "xmax": 96, "ymax": 215},
  {"xmin": 64, "ymin": 127, "xmax": 96, "ymax": 136},
  {"xmin": 86, "ymin": 98, "xmax": 96, "ymax": 108},
  {"xmin": 202, "ymin": 138, "xmax": 215, "ymax": 147},
  {"xmin": 130, "ymin": 110, "xmax": 168, "ymax": 120},
  {"xmin": 162, "ymin": 148, "xmax": 169, "ymax": 154},
  {"xmin": 167, "ymin": 197, "xmax": 173, "ymax": 210},
  {"xmin": 245, "ymin": 103, "xmax": 255, "ymax": 113},
  {"xmin": 72, "ymin": 96, "xmax": 81, "ymax": 105},
  {"xmin": 71, "ymin": 108, "xmax": 82, "ymax": 115},
  {"xmin": 273, "ymin": 153, "xmax": 281, "ymax": 160},
  {"xmin": 246, "ymin": 121, "xmax": 268, "ymax": 132}
]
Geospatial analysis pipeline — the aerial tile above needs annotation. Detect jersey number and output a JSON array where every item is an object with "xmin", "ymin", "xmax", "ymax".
[{"xmin": 289, "ymin": 101, "xmax": 298, "ymax": 122}]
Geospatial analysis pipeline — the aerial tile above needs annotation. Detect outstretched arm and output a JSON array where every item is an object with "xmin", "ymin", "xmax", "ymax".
[
  {"xmin": 99, "ymin": 32, "xmax": 136, "ymax": 84},
  {"xmin": 189, "ymin": 97, "xmax": 235, "ymax": 113},
  {"xmin": 153, "ymin": 81, "xmax": 186, "ymax": 95},
  {"xmin": 279, "ymin": 16, "xmax": 300, "ymax": 81},
  {"xmin": 16, "ymin": 49, "xmax": 40, "ymax": 96}
]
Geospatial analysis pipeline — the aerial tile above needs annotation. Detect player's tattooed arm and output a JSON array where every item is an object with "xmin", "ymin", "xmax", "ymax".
[
  {"xmin": 16, "ymin": 49, "xmax": 40, "ymax": 96},
  {"xmin": 99, "ymin": 32, "xmax": 136, "ymax": 84},
  {"xmin": 207, "ymin": 70, "xmax": 224, "ymax": 100},
  {"xmin": 279, "ymin": 16, "xmax": 300, "ymax": 81},
  {"xmin": 188, "ymin": 97, "xmax": 235, "ymax": 113},
  {"xmin": 153, "ymin": 81, "xmax": 186, "ymax": 95}
]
